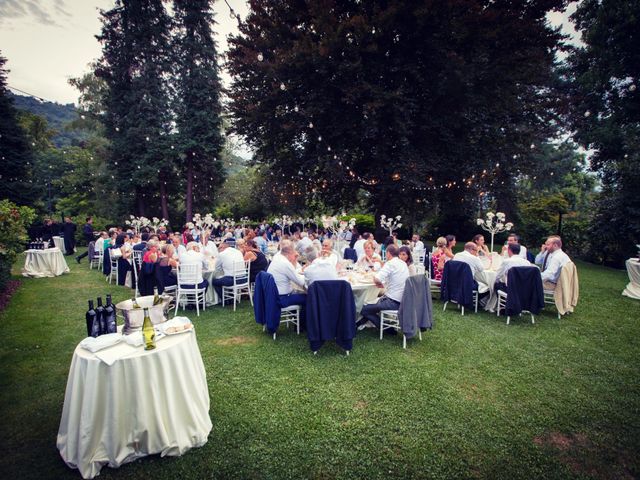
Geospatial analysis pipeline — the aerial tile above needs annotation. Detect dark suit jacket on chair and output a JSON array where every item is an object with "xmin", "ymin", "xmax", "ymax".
[
  {"xmin": 306, "ymin": 280, "xmax": 356, "ymax": 352},
  {"xmin": 440, "ymin": 261, "xmax": 476, "ymax": 308}
]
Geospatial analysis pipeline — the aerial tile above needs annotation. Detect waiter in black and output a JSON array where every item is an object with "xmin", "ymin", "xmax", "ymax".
[
  {"xmin": 75, "ymin": 217, "xmax": 94, "ymax": 263},
  {"xmin": 61, "ymin": 216, "xmax": 77, "ymax": 256}
]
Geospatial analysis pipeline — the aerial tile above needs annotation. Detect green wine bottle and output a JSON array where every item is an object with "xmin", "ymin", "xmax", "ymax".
[
  {"xmin": 153, "ymin": 287, "xmax": 161, "ymax": 305},
  {"xmin": 142, "ymin": 308, "xmax": 156, "ymax": 350},
  {"xmin": 131, "ymin": 297, "xmax": 141, "ymax": 309}
]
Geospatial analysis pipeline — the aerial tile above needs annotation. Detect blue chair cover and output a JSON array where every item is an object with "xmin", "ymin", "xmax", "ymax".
[
  {"xmin": 253, "ymin": 271, "xmax": 282, "ymax": 334},
  {"xmin": 305, "ymin": 280, "xmax": 356, "ymax": 352},
  {"xmin": 343, "ymin": 248, "xmax": 358, "ymax": 262},
  {"xmin": 102, "ymin": 246, "xmax": 112, "ymax": 276},
  {"xmin": 526, "ymin": 251, "xmax": 535, "ymax": 264},
  {"xmin": 440, "ymin": 261, "xmax": 476, "ymax": 308},
  {"xmin": 505, "ymin": 266, "xmax": 545, "ymax": 316}
]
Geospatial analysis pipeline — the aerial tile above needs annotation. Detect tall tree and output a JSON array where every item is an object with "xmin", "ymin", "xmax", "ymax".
[
  {"xmin": 95, "ymin": 0, "xmax": 174, "ymax": 219},
  {"xmin": 565, "ymin": 0, "xmax": 640, "ymax": 264},
  {"xmin": 227, "ymin": 0, "xmax": 566, "ymax": 229},
  {"xmin": 0, "ymin": 53, "xmax": 34, "ymax": 205},
  {"xmin": 172, "ymin": 0, "xmax": 225, "ymax": 223}
]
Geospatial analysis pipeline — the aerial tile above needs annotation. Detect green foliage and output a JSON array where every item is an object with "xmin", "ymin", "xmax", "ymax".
[
  {"xmin": 0, "ymin": 200, "xmax": 35, "ymax": 291},
  {"xmin": 519, "ymin": 193, "xmax": 570, "ymax": 247},
  {"xmin": 347, "ymin": 214, "xmax": 375, "ymax": 232},
  {"xmin": 213, "ymin": 204, "xmax": 234, "ymax": 220},
  {"xmin": 565, "ymin": 0, "xmax": 640, "ymax": 265}
]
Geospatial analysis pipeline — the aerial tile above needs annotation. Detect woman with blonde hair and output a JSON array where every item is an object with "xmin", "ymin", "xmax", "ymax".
[{"xmin": 431, "ymin": 236, "xmax": 448, "ymax": 281}]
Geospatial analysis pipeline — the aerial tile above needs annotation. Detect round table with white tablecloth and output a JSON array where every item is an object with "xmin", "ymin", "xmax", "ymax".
[
  {"xmin": 622, "ymin": 258, "xmax": 640, "ymax": 300},
  {"xmin": 22, "ymin": 248, "xmax": 69, "ymax": 278},
  {"xmin": 57, "ymin": 329, "xmax": 212, "ymax": 479},
  {"xmin": 52, "ymin": 235, "xmax": 66, "ymax": 254}
]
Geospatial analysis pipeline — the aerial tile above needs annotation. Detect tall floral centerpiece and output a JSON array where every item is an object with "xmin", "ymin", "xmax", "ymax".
[
  {"xmin": 321, "ymin": 213, "xmax": 356, "ymax": 251},
  {"xmin": 380, "ymin": 215, "xmax": 402, "ymax": 237},
  {"xmin": 273, "ymin": 215, "xmax": 292, "ymax": 234},
  {"xmin": 149, "ymin": 217, "xmax": 169, "ymax": 233},
  {"xmin": 126, "ymin": 215, "xmax": 167, "ymax": 233},
  {"xmin": 476, "ymin": 211, "xmax": 513, "ymax": 252}
]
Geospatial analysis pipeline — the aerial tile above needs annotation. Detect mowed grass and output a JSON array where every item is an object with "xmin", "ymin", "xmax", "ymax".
[{"xmin": 0, "ymin": 251, "xmax": 638, "ymax": 479}]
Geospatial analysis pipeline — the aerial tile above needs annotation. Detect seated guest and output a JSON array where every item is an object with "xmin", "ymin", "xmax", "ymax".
[
  {"xmin": 535, "ymin": 235, "xmax": 570, "ymax": 290},
  {"xmin": 242, "ymin": 239, "xmax": 269, "ymax": 283},
  {"xmin": 494, "ymin": 243, "xmax": 531, "ymax": 292},
  {"xmin": 411, "ymin": 234, "xmax": 425, "ymax": 252},
  {"xmin": 201, "ymin": 230, "xmax": 219, "ymax": 258},
  {"xmin": 157, "ymin": 244, "xmax": 179, "ymax": 291},
  {"xmin": 354, "ymin": 232, "xmax": 371, "ymax": 259},
  {"xmin": 356, "ymin": 240, "xmax": 383, "ymax": 271},
  {"xmin": 104, "ymin": 230, "xmax": 117, "ymax": 251},
  {"xmin": 255, "ymin": 230, "xmax": 269, "ymax": 254},
  {"xmin": 211, "ymin": 241, "xmax": 245, "ymax": 300},
  {"xmin": 398, "ymin": 245, "xmax": 417, "ymax": 275},
  {"xmin": 296, "ymin": 231, "xmax": 313, "ymax": 255},
  {"xmin": 318, "ymin": 239, "xmax": 339, "ymax": 268},
  {"xmin": 302, "ymin": 249, "xmax": 338, "ymax": 285},
  {"xmin": 133, "ymin": 232, "xmax": 149, "ymax": 251},
  {"xmin": 172, "ymin": 235, "xmax": 187, "ymax": 258},
  {"xmin": 444, "ymin": 235, "xmax": 456, "ymax": 259},
  {"xmin": 138, "ymin": 239, "xmax": 159, "ymax": 295},
  {"xmin": 357, "ymin": 245, "xmax": 409, "ymax": 330},
  {"xmin": 453, "ymin": 242, "xmax": 485, "ymax": 279},
  {"xmin": 431, "ymin": 236, "xmax": 448, "ymax": 280},
  {"xmin": 473, "ymin": 234, "xmax": 490, "ymax": 257},
  {"xmin": 179, "ymin": 242, "xmax": 209, "ymax": 290},
  {"xmin": 501, "ymin": 233, "xmax": 528, "ymax": 259},
  {"xmin": 267, "ymin": 244, "xmax": 307, "ymax": 311}
]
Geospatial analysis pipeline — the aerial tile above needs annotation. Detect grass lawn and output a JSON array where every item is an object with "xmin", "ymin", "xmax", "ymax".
[{"xmin": 0, "ymin": 251, "xmax": 638, "ymax": 479}]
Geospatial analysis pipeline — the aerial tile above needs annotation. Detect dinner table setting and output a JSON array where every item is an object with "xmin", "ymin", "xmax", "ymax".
[{"xmin": 22, "ymin": 246, "xmax": 70, "ymax": 278}]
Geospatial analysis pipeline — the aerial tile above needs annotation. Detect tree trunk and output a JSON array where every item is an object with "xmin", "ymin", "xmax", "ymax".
[
  {"xmin": 159, "ymin": 176, "xmax": 169, "ymax": 222},
  {"xmin": 136, "ymin": 189, "xmax": 145, "ymax": 217},
  {"xmin": 557, "ymin": 212, "xmax": 563, "ymax": 236},
  {"xmin": 185, "ymin": 157, "xmax": 193, "ymax": 224}
]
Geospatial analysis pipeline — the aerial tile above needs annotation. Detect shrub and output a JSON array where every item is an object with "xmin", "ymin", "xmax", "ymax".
[{"xmin": 0, "ymin": 200, "xmax": 36, "ymax": 292}]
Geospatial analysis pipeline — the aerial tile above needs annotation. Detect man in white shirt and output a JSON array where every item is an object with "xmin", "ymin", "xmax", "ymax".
[
  {"xmin": 357, "ymin": 245, "xmax": 409, "ymax": 331},
  {"xmin": 494, "ymin": 243, "xmax": 531, "ymax": 292},
  {"xmin": 411, "ymin": 234, "xmax": 425, "ymax": 252},
  {"xmin": 178, "ymin": 242, "xmax": 208, "ymax": 288},
  {"xmin": 267, "ymin": 245, "xmax": 307, "ymax": 311},
  {"xmin": 211, "ymin": 241, "xmax": 245, "ymax": 301},
  {"xmin": 453, "ymin": 242, "xmax": 485, "ymax": 278},
  {"xmin": 303, "ymin": 249, "xmax": 338, "ymax": 286},
  {"xmin": 318, "ymin": 239, "xmax": 339, "ymax": 268},
  {"xmin": 501, "ymin": 233, "xmax": 528, "ymax": 260},
  {"xmin": 172, "ymin": 235, "xmax": 187, "ymax": 258},
  {"xmin": 535, "ymin": 235, "xmax": 570, "ymax": 290},
  {"xmin": 296, "ymin": 231, "xmax": 313, "ymax": 255},
  {"xmin": 353, "ymin": 232, "xmax": 371, "ymax": 260}
]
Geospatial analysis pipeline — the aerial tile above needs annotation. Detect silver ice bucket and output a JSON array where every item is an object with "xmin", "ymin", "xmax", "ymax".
[{"xmin": 115, "ymin": 295, "xmax": 171, "ymax": 334}]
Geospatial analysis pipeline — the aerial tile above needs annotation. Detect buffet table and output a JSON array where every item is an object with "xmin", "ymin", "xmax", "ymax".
[
  {"xmin": 57, "ymin": 330, "xmax": 212, "ymax": 479},
  {"xmin": 623, "ymin": 258, "xmax": 640, "ymax": 300},
  {"xmin": 22, "ymin": 248, "xmax": 69, "ymax": 278}
]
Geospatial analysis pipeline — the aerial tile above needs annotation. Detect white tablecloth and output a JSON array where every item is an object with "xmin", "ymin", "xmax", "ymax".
[
  {"xmin": 203, "ymin": 269, "xmax": 222, "ymax": 306},
  {"xmin": 623, "ymin": 258, "xmax": 640, "ymax": 300},
  {"xmin": 22, "ymin": 248, "xmax": 69, "ymax": 277},
  {"xmin": 350, "ymin": 282, "xmax": 382, "ymax": 316},
  {"xmin": 52, "ymin": 236, "xmax": 66, "ymax": 254},
  {"xmin": 477, "ymin": 270, "xmax": 498, "ymax": 312},
  {"xmin": 57, "ymin": 330, "xmax": 212, "ymax": 479}
]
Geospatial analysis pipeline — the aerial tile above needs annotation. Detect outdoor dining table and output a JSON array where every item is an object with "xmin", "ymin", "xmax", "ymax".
[
  {"xmin": 22, "ymin": 247, "xmax": 69, "ymax": 278},
  {"xmin": 342, "ymin": 272, "xmax": 382, "ymax": 316},
  {"xmin": 57, "ymin": 328, "xmax": 211, "ymax": 479},
  {"xmin": 52, "ymin": 235, "xmax": 66, "ymax": 254},
  {"xmin": 622, "ymin": 258, "xmax": 640, "ymax": 300}
]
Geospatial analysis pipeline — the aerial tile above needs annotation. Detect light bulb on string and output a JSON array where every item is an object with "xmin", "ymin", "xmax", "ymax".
[{"xmin": 257, "ymin": 53, "xmax": 264, "ymax": 62}]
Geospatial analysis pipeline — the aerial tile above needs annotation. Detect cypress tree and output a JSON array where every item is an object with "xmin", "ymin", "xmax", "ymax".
[{"xmin": 172, "ymin": 0, "xmax": 225, "ymax": 223}]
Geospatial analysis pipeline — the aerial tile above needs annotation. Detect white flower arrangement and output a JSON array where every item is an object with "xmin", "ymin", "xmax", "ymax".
[
  {"xmin": 125, "ymin": 215, "xmax": 167, "ymax": 233},
  {"xmin": 476, "ymin": 211, "xmax": 514, "ymax": 252},
  {"xmin": 380, "ymin": 214, "xmax": 402, "ymax": 236}
]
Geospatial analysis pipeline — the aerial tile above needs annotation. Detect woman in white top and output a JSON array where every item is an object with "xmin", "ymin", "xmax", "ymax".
[
  {"xmin": 473, "ymin": 234, "xmax": 490, "ymax": 257},
  {"xmin": 356, "ymin": 241, "xmax": 383, "ymax": 271},
  {"xmin": 398, "ymin": 245, "xmax": 416, "ymax": 275}
]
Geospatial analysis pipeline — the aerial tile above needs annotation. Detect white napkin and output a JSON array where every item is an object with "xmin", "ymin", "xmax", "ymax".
[{"xmin": 79, "ymin": 333, "xmax": 123, "ymax": 353}]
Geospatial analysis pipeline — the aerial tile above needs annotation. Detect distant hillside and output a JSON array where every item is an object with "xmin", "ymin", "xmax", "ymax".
[{"xmin": 10, "ymin": 92, "xmax": 89, "ymax": 148}]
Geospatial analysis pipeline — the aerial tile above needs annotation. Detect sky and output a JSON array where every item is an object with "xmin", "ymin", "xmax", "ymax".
[
  {"xmin": 0, "ymin": 0, "xmax": 250, "ymax": 105},
  {"xmin": 0, "ymin": 0, "xmax": 580, "ymax": 106}
]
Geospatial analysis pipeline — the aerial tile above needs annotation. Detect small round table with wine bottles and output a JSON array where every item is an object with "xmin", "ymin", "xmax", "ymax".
[
  {"xmin": 22, "ymin": 247, "xmax": 69, "ymax": 278},
  {"xmin": 56, "ymin": 328, "xmax": 212, "ymax": 479}
]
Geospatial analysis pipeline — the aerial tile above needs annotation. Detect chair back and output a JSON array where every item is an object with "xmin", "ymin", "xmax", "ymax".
[
  {"xmin": 253, "ymin": 271, "xmax": 281, "ymax": 333},
  {"xmin": 413, "ymin": 249, "xmax": 426, "ymax": 265},
  {"xmin": 398, "ymin": 275, "xmax": 434, "ymax": 338},
  {"xmin": 505, "ymin": 266, "xmax": 544, "ymax": 316},
  {"xmin": 232, "ymin": 261, "xmax": 250, "ymax": 287},
  {"xmin": 306, "ymin": 280, "xmax": 356, "ymax": 352},
  {"xmin": 343, "ymin": 248, "xmax": 358, "ymax": 262},
  {"xmin": 131, "ymin": 250, "xmax": 143, "ymax": 269},
  {"xmin": 177, "ymin": 263, "xmax": 200, "ymax": 285},
  {"xmin": 440, "ymin": 260, "xmax": 475, "ymax": 307}
]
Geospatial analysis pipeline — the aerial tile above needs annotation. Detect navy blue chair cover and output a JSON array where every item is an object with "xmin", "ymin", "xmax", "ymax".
[
  {"xmin": 305, "ymin": 280, "xmax": 356, "ymax": 352},
  {"xmin": 526, "ymin": 251, "xmax": 535, "ymax": 264},
  {"xmin": 505, "ymin": 266, "xmax": 545, "ymax": 316},
  {"xmin": 440, "ymin": 260, "xmax": 476, "ymax": 308},
  {"xmin": 117, "ymin": 257, "xmax": 130, "ymax": 286},
  {"xmin": 253, "ymin": 271, "xmax": 282, "ymax": 334},
  {"xmin": 343, "ymin": 248, "xmax": 358, "ymax": 262},
  {"xmin": 138, "ymin": 261, "xmax": 157, "ymax": 296}
]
